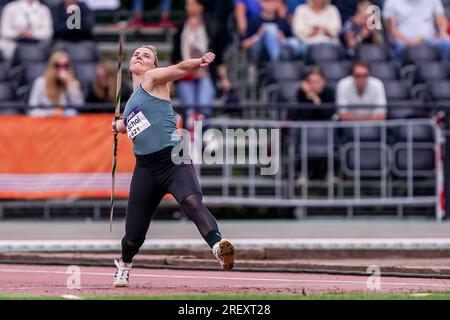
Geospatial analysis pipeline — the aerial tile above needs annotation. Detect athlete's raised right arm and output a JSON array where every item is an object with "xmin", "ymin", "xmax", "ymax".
[{"xmin": 144, "ymin": 52, "xmax": 216, "ymax": 86}]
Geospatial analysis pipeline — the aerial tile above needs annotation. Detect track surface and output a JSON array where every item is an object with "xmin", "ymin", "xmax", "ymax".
[{"xmin": 1, "ymin": 264, "xmax": 450, "ymax": 297}]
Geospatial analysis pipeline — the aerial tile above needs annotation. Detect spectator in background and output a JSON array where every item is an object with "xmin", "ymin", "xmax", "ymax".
[
  {"xmin": 0, "ymin": 0, "xmax": 53, "ymax": 60},
  {"xmin": 330, "ymin": 0, "xmax": 381, "ymax": 24},
  {"xmin": 291, "ymin": 67, "xmax": 335, "ymax": 120},
  {"xmin": 171, "ymin": 0, "xmax": 231, "ymax": 118},
  {"xmin": 242, "ymin": 0, "xmax": 298, "ymax": 62},
  {"xmin": 234, "ymin": 0, "xmax": 287, "ymax": 38},
  {"xmin": 86, "ymin": 61, "xmax": 131, "ymax": 104},
  {"xmin": 203, "ymin": 0, "xmax": 235, "ymax": 55},
  {"xmin": 341, "ymin": 0, "xmax": 384, "ymax": 57},
  {"xmin": 443, "ymin": 0, "xmax": 450, "ymax": 25},
  {"xmin": 28, "ymin": 51, "xmax": 84, "ymax": 116},
  {"xmin": 51, "ymin": 0, "xmax": 95, "ymax": 42},
  {"xmin": 291, "ymin": 0, "xmax": 342, "ymax": 57},
  {"xmin": 159, "ymin": 0, "xmax": 172, "ymax": 25},
  {"xmin": 336, "ymin": 60, "xmax": 386, "ymax": 121},
  {"xmin": 383, "ymin": 0, "xmax": 450, "ymax": 60},
  {"xmin": 128, "ymin": 0, "xmax": 173, "ymax": 28}
]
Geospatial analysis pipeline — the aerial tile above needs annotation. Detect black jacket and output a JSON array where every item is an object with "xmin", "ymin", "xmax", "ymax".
[
  {"xmin": 51, "ymin": 2, "xmax": 95, "ymax": 41},
  {"xmin": 171, "ymin": 13, "xmax": 224, "ymax": 86}
]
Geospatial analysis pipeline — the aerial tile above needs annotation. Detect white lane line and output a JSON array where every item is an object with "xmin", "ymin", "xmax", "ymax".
[{"xmin": 0, "ymin": 268, "xmax": 450, "ymax": 289}]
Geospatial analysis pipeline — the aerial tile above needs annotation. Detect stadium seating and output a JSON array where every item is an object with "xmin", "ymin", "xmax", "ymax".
[
  {"xmin": 392, "ymin": 123, "xmax": 435, "ymax": 143},
  {"xmin": 383, "ymin": 80, "xmax": 411, "ymax": 101},
  {"xmin": 15, "ymin": 63, "xmax": 46, "ymax": 88},
  {"xmin": 387, "ymin": 101, "xmax": 427, "ymax": 120},
  {"xmin": 0, "ymin": 83, "xmax": 18, "ymax": 114},
  {"xmin": 306, "ymin": 44, "xmax": 345, "ymax": 65},
  {"xmin": 63, "ymin": 42, "xmax": 99, "ymax": 63},
  {"xmin": 369, "ymin": 62, "xmax": 400, "ymax": 81},
  {"xmin": 12, "ymin": 63, "xmax": 47, "ymax": 102},
  {"xmin": 0, "ymin": 105, "xmax": 19, "ymax": 115},
  {"xmin": 341, "ymin": 126, "xmax": 382, "ymax": 143},
  {"xmin": 402, "ymin": 46, "xmax": 441, "ymax": 65},
  {"xmin": 303, "ymin": 127, "xmax": 331, "ymax": 158},
  {"xmin": 273, "ymin": 80, "xmax": 300, "ymax": 103},
  {"xmin": 318, "ymin": 61, "xmax": 351, "ymax": 82},
  {"xmin": 0, "ymin": 63, "xmax": 10, "ymax": 82},
  {"xmin": 427, "ymin": 80, "xmax": 450, "ymax": 103},
  {"xmin": 393, "ymin": 146, "xmax": 435, "ymax": 177},
  {"xmin": 73, "ymin": 62, "xmax": 98, "ymax": 95},
  {"xmin": 0, "ymin": 1, "xmax": 444, "ymax": 221},
  {"xmin": 383, "ymin": 79, "xmax": 426, "ymax": 119},
  {"xmin": 342, "ymin": 144, "xmax": 390, "ymax": 177},
  {"xmin": 0, "ymin": 83, "xmax": 14, "ymax": 101},
  {"xmin": 11, "ymin": 43, "xmax": 49, "ymax": 67},
  {"xmin": 413, "ymin": 62, "xmax": 449, "ymax": 85},
  {"xmin": 264, "ymin": 61, "xmax": 304, "ymax": 84},
  {"xmin": 356, "ymin": 44, "xmax": 391, "ymax": 62},
  {"xmin": 325, "ymin": 80, "xmax": 339, "ymax": 92}
]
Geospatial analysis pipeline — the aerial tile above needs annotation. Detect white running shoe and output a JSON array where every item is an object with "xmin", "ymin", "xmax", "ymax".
[
  {"xmin": 212, "ymin": 239, "xmax": 234, "ymax": 271},
  {"xmin": 113, "ymin": 259, "xmax": 132, "ymax": 287}
]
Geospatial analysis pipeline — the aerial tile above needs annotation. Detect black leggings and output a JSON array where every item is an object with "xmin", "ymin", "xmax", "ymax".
[{"xmin": 121, "ymin": 148, "xmax": 222, "ymax": 263}]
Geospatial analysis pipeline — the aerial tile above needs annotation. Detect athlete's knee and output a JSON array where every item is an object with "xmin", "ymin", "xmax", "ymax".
[{"xmin": 181, "ymin": 194, "xmax": 204, "ymax": 213}]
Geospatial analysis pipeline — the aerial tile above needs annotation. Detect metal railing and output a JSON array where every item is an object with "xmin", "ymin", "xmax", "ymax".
[
  {"xmin": 198, "ymin": 117, "xmax": 444, "ymax": 220},
  {"xmin": 0, "ymin": 103, "xmax": 447, "ymax": 220}
]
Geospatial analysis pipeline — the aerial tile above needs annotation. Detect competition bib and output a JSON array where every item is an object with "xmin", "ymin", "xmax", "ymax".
[{"xmin": 125, "ymin": 105, "xmax": 151, "ymax": 140}]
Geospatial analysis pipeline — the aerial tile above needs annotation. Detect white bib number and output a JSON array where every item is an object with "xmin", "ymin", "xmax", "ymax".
[{"xmin": 126, "ymin": 106, "xmax": 151, "ymax": 140}]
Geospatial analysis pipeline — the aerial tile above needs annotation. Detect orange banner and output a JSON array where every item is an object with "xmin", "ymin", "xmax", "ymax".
[{"xmin": 0, "ymin": 115, "xmax": 136, "ymax": 199}]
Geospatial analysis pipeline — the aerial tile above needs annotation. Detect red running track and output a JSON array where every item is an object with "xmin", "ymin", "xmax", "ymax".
[{"xmin": 0, "ymin": 264, "xmax": 450, "ymax": 297}]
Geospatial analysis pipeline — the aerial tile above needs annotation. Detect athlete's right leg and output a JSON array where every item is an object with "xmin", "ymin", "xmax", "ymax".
[
  {"xmin": 114, "ymin": 165, "xmax": 164, "ymax": 287},
  {"xmin": 121, "ymin": 165, "xmax": 164, "ymax": 263}
]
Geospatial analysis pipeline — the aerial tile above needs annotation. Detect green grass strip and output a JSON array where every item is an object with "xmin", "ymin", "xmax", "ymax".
[{"xmin": 1, "ymin": 292, "xmax": 450, "ymax": 300}]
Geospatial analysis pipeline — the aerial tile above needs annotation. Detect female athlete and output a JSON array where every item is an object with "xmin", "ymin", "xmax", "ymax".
[{"xmin": 111, "ymin": 45, "xmax": 234, "ymax": 287}]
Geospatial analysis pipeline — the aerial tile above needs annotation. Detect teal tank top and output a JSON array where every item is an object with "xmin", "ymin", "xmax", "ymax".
[{"xmin": 123, "ymin": 84, "xmax": 180, "ymax": 156}]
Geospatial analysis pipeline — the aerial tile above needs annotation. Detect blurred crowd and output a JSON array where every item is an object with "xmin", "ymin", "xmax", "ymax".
[
  {"xmin": 0, "ymin": 0, "xmax": 449, "ymax": 121},
  {"xmin": 240, "ymin": 0, "xmax": 450, "ymax": 122}
]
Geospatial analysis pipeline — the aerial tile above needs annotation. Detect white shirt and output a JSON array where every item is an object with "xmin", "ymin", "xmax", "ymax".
[
  {"xmin": 0, "ymin": 0, "xmax": 53, "ymax": 40},
  {"xmin": 80, "ymin": 0, "xmax": 120, "ymax": 10},
  {"xmin": 336, "ymin": 76, "xmax": 387, "ymax": 116},
  {"xmin": 291, "ymin": 4, "xmax": 342, "ymax": 44},
  {"xmin": 28, "ymin": 76, "xmax": 85, "ymax": 108},
  {"xmin": 383, "ymin": 0, "xmax": 444, "ymax": 41}
]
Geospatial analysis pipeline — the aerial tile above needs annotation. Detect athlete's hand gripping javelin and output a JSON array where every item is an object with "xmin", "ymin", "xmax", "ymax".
[{"xmin": 112, "ymin": 118, "xmax": 126, "ymax": 135}]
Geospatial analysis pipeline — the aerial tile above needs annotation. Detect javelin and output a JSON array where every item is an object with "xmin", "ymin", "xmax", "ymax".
[{"xmin": 109, "ymin": 31, "xmax": 125, "ymax": 232}]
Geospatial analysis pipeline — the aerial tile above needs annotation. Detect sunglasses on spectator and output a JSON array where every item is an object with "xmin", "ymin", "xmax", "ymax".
[{"xmin": 54, "ymin": 63, "xmax": 70, "ymax": 70}]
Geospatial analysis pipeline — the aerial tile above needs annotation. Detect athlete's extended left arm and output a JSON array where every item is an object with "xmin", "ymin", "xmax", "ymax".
[{"xmin": 145, "ymin": 52, "xmax": 216, "ymax": 86}]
